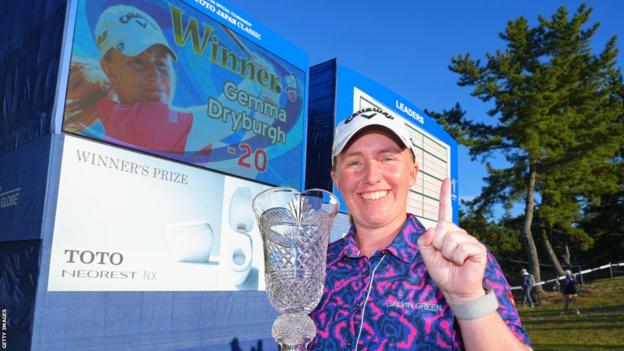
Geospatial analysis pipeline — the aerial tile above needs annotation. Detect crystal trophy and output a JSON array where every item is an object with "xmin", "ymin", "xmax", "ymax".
[{"xmin": 252, "ymin": 188, "xmax": 339, "ymax": 351}]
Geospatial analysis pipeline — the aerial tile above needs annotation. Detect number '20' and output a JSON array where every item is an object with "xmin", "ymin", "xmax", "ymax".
[{"xmin": 238, "ymin": 144, "xmax": 267, "ymax": 172}]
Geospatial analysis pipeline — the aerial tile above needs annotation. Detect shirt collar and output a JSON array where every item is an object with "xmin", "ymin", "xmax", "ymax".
[
  {"xmin": 337, "ymin": 228, "xmax": 362, "ymax": 259},
  {"xmin": 385, "ymin": 214, "xmax": 426, "ymax": 263},
  {"xmin": 336, "ymin": 214, "xmax": 426, "ymax": 263}
]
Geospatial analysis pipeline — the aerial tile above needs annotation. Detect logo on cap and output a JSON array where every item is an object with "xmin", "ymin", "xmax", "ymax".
[
  {"xmin": 344, "ymin": 108, "xmax": 395, "ymax": 124},
  {"xmin": 119, "ymin": 11, "xmax": 155, "ymax": 30},
  {"xmin": 96, "ymin": 31, "xmax": 108, "ymax": 49},
  {"xmin": 94, "ymin": 5, "xmax": 177, "ymax": 60},
  {"xmin": 332, "ymin": 107, "xmax": 418, "ymax": 164}
]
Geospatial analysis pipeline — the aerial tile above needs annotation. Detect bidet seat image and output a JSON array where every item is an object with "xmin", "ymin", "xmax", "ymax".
[{"xmin": 225, "ymin": 186, "xmax": 254, "ymax": 286}]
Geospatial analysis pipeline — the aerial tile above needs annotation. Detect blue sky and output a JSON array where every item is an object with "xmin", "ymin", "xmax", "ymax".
[{"xmin": 228, "ymin": 0, "xmax": 624, "ymax": 217}]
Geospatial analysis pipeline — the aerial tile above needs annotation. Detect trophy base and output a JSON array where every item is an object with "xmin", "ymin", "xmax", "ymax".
[{"xmin": 272, "ymin": 313, "xmax": 316, "ymax": 350}]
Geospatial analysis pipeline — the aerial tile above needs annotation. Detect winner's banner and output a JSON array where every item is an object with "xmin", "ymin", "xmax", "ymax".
[{"xmin": 62, "ymin": 0, "xmax": 306, "ymax": 188}]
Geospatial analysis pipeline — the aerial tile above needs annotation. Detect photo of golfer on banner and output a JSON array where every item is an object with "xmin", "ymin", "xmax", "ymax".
[{"xmin": 63, "ymin": 0, "xmax": 306, "ymax": 188}]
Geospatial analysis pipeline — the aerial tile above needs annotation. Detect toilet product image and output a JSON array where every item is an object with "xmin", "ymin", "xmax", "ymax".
[
  {"xmin": 226, "ymin": 186, "xmax": 254, "ymax": 286},
  {"xmin": 165, "ymin": 220, "xmax": 214, "ymax": 262}
]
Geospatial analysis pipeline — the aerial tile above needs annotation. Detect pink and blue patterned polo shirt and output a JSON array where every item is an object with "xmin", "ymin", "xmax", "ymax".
[{"xmin": 309, "ymin": 214, "xmax": 530, "ymax": 350}]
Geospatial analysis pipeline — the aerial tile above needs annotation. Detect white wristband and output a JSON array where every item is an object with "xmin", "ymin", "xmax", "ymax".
[{"xmin": 447, "ymin": 289, "xmax": 499, "ymax": 320}]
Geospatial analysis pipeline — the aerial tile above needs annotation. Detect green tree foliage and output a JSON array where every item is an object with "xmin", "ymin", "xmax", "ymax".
[
  {"xmin": 429, "ymin": 4, "xmax": 624, "ymax": 281},
  {"xmin": 577, "ymin": 161, "xmax": 624, "ymax": 265},
  {"xmin": 585, "ymin": 194, "xmax": 624, "ymax": 264},
  {"xmin": 459, "ymin": 207, "xmax": 523, "ymax": 273}
]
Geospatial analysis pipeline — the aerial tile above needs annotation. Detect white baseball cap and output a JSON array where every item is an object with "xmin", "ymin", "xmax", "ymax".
[
  {"xmin": 95, "ymin": 5, "xmax": 177, "ymax": 60},
  {"xmin": 332, "ymin": 107, "xmax": 417, "ymax": 164}
]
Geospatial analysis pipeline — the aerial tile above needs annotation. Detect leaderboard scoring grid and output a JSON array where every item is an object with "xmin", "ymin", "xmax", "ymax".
[{"xmin": 407, "ymin": 127, "xmax": 449, "ymax": 222}]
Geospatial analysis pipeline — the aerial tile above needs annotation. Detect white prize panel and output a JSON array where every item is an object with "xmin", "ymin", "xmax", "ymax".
[{"xmin": 49, "ymin": 135, "xmax": 268, "ymax": 291}]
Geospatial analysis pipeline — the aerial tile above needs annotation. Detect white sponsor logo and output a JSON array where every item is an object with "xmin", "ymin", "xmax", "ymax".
[
  {"xmin": 0, "ymin": 186, "xmax": 20, "ymax": 209},
  {"xmin": 385, "ymin": 299, "xmax": 442, "ymax": 312},
  {"xmin": 2, "ymin": 307, "xmax": 7, "ymax": 349},
  {"xmin": 193, "ymin": 0, "xmax": 261, "ymax": 39},
  {"xmin": 395, "ymin": 100, "xmax": 425, "ymax": 124}
]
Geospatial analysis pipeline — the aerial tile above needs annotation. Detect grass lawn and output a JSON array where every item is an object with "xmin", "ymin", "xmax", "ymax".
[{"xmin": 517, "ymin": 276, "xmax": 624, "ymax": 350}]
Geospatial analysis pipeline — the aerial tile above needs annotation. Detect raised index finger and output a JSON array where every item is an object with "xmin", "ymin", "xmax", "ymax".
[{"xmin": 438, "ymin": 178, "xmax": 452, "ymax": 223}]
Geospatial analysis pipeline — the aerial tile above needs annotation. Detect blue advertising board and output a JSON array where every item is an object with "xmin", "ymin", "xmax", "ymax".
[
  {"xmin": 0, "ymin": 1, "xmax": 67, "ymax": 153},
  {"xmin": 0, "ymin": 136, "xmax": 55, "ymax": 351},
  {"xmin": 57, "ymin": 0, "xmax": 308, "ymax": 189},
  {"xmin": 0, "ymin": 136, "xmax": 53, "ymax": 242},
  {"xmin": 12, "ymin": 0, "xmax": 310, "ymax": 350}
]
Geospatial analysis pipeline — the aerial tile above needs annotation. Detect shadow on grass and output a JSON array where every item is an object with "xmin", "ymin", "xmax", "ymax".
[
  {"xmin": 532, "ymin": 343, "xmax": 624, "ymax": 351},
  {"xmin": 522, "ymin": 315, "xmax": 624, "ymax": 329},
  {"xmin": 520, "ymin": 304, "xmax": 624, "ymax": 317},
  {"xmin": 521, "ymin": 304, "xmax": 624, "ymax": 331},
  {"xmin": 527, "ymin": 323, "xmax": 624, "ymax": 331}
]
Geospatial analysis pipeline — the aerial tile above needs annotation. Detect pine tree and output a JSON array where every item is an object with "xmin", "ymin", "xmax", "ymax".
[{"xmin": 430, "ymin": 4, "xmax": 624, "ymax": 286}]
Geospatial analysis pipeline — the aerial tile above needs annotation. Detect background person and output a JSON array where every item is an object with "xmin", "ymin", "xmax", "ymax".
[
  {"xmin": 521, "ymin": 268, "xmax": 535, "ymax": 307},
  {"xmin": 561, "ymin": 269, "xmax": 581, "ymax": 315},
  {"xmin": 309, "ymin": 108, "xmax": 531, "ymax": 350}
]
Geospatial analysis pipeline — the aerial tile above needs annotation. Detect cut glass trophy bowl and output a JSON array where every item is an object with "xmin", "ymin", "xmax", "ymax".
[{"xmin": 252, "ymin": 187, "xmax": 339, "ymax": 350}]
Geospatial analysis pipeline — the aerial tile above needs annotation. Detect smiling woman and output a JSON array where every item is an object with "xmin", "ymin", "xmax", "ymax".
[
  {"xmin": 309, "ymin": 108, "xmax": 532, "ymax": 351},
  {"xmin": 100, "ymin": 46, "xmax": 175, "ymax": 104},
  {"xmin": 64, "ymin": 4, "xmax": 194, "ymax": 153},
  {"xmin": 332, "ymin": 128, "xmax": 417, "ymax": 252}
]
